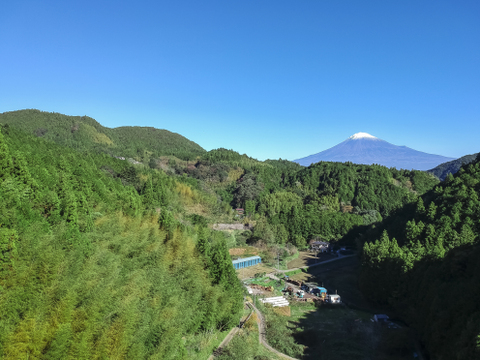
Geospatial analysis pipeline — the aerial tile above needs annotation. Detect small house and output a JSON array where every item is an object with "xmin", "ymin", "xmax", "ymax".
[{"xmin": 310, "ymin": 241, "xmax": 331, "ymax": 253}]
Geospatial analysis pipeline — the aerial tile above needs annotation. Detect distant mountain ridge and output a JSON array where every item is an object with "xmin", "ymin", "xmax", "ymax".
[
  {"xmin": 294, "ymin": 132, "xmax": 455, "ymax": 171},
  {"xmin": 0, "ymin": 109, "xmax": 205, "ymax": 161},
  {"xmin": 427, "ymin": 152, "xmax": 480, "ymax": 180}
]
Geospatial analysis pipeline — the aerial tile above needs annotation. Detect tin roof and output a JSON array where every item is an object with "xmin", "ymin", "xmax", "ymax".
[{"xmin": 232, "ymin": 256, "xmax": 261, "ymax": 265}]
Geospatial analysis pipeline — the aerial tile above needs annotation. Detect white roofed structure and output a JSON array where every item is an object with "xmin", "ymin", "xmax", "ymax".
[{"xmin": 259, "ymin": 296, "xmax": 289, "ymax": 307}]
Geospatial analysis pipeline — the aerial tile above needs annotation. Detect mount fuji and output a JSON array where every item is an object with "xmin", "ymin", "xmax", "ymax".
[{"xmin": 294, "ymin": 132, "xmax": 455, "ymax": 170}]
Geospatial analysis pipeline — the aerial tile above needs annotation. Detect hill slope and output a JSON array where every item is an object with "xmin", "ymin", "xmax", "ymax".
[
  {"xmin": 0, "ymin": 125, "xmax": 242, "ymax": 359},
  {"xmin": 294, "ymin": 132, "xmax": 455, "ymax": 170},
  {"xmin": 0, "ymin": 109, "xmax": 205, "ymax": 161},
  {"xmin": 360, "ymin": 158, "xmax": 480, "ymax": 360},
  {"xmin": 428, "ymin": 152, "xmax": 479, "ymax": 180}
]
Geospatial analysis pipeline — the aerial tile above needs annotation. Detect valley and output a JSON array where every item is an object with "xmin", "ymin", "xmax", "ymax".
[{"xmin": 0, "ymin": 110, "xmax": 479, "ymax": 359}]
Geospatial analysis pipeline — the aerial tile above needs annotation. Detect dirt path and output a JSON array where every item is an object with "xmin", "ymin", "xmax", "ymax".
[
  {"xmin": 248, "ymin": 302, "xmax": 299, "ymax": 360},
  {"xmin": 207, "ymin": 326, "xmax": 240, "ymax": 360},
  {"xmin": 208, "ymin": 303, "xmax": 255, "ymax": 359}
]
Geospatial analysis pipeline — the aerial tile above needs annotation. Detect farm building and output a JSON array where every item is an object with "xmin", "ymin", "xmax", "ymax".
[{"xmin": 232, "ymin": 256, "xmax": 262, "ymax": 270}]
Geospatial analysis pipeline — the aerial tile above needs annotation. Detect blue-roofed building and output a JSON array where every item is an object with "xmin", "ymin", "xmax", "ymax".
[{"xmin": 232, "ymin": 256, "xmax": 262, "ymax": 270}]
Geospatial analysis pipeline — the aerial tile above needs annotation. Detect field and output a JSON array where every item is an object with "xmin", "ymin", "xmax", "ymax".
[
  {"xmin": 235, "ymin": 263, "xmax": 276, "ymax": 280},
  {"xmin": 286, "ymin": 251, "xmax": 337, "ymax": 269},
  {"xmin": 229, "ymin": 246, "xmax": 259, "ymax": 257}
]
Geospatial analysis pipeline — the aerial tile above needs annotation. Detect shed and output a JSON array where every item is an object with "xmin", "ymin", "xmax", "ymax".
[
  {"xmin": 232, "ymin": 256, "xmax": 262, "ymax": 270},
  {"xmin": 373, "ymin": 314, "xmax": 389, "ymax": 322}
]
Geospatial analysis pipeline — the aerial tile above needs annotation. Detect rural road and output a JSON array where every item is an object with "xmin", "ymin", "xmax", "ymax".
[{"xmin": 248, "ymin": 302, "xmax": 299, "ymax": 360}]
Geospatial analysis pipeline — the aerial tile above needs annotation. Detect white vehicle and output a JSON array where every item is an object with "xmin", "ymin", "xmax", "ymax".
[{"xmin": 326, "ymin": 294, "xmax": 341, "ymax": 304}]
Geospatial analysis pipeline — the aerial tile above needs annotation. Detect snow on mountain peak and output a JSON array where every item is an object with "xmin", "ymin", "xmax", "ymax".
[{"xmin": 349, "ymin": 132, "xmax": 377, "ymax": 140}]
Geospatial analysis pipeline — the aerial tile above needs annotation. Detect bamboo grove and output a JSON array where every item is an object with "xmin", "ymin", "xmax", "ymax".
[{"xmin": 0, "ymin": 126, "xmax": 242, "ymax": 359}]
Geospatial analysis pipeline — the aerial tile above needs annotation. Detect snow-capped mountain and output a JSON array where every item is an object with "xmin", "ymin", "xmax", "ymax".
[{"xmin": 294, "ymin": 132, "xmax": 455, "ymax": 170}]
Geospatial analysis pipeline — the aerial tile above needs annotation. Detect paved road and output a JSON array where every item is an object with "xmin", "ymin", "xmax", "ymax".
[{"xmin": 248, "ymin": 302, "xmax": 299, "ymax": 360}]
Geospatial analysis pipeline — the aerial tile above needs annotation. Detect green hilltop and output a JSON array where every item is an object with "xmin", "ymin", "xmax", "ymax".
[{"xmin": 0, "ymin": 109, "xmax": 206, "ymax": 161}]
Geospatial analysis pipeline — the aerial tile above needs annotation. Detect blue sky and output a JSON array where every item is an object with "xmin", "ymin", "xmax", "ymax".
[{"xmin": 1, "ymin": 0, "xmax": 479, "ymax": 160}]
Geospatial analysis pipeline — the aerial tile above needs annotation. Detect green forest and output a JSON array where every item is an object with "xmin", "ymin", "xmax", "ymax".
[
  {"xmin": 0, "ymin": 125, "xmax": 242, "ymax": 359},
  {"xmin": 360, "ymin": 157, "xmax": 480, "ymax": 360},
  {"xmin": 1, "ymin": 109, "xmax": 479, "ymax": 359}
]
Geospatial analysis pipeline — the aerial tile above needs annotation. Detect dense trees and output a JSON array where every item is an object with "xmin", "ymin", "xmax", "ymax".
[
  {"xmin": 360, "ymin": 158, "xmax": 480, "ymax": 360},
  {"xmin": 176, "ymin": 148, "xmax": 439, "ymax": 248},
  {"xmin": 4, "ymin": 110, "xmax": 474, "ymax": 359},
  {"xmin": 0, "ymin": 126, "xmax": 242, "ymax": 359},
  {"xmin": 0, "ymin": 109, "xmax": 205, "ymax": 161}
]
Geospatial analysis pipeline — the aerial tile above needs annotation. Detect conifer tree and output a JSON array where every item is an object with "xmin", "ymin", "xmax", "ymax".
[
  {"xmin": 0, "ymin": 129, "xmax": 12, "ymax": 180},
  {"xmin": 416, "ymin": 197, "xmax": 426, "ymax": 217}
]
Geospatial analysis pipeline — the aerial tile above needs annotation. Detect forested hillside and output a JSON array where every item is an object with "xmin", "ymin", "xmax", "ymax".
[
  {"xmin": 428, "ymin": 152, "xmax": 479, "ymax": 181},
  {"xmin": 0, "ymin": 109, "xmax": 205, "ymax": 161},
  {"xmin": 3, "ymin": 110, "xmax": 466, "ymax": 360},
  {"xmin": 360, "ymin": 156, "xmax": 480, "ymax": 360},
  {"xmin": 0, "ymin": 125, "xmax": 242, "ymax": 359},
  {"xmin": 175, "ymin": 150, "xmax": 439, "ymax": 248}
]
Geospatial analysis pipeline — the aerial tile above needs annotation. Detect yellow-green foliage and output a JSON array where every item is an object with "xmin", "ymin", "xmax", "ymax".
[
  {"xmin": 228, "ymin": 167, "xmax": 244, "ymax": 182},
  {"xmin": 175, "ymin": 182, "xmax": 202, "ymax": 206},
  {"xmin": 80, "ymin": 123, "xmax": 114, "ymax": 145},
  {"xmin": 261, "ymin": 191, "xmax": 303, "ymax": 217},
  {"xmin": 0, "ymin": 127, "xmax": 242, "ymax": 360},
  {"xmin": 0, "ymin": 213, "xmax": 238, "ymax": 359}
]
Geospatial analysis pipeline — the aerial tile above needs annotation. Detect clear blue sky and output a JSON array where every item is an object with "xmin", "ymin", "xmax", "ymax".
[{"xmin": 1, "ymin": 0, "xmax": 479, "ymax": 160}]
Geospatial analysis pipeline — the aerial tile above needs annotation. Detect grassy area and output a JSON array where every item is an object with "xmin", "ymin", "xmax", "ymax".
[
  {"xmin": 284, "ymin": 268, "xmax": 307, "ymax": 277},
  {"xmin": 287, "ymin": 251, "xmax": 338, "ymax": 269},
  {"xmin": 279, "ymin": 249, "xmax": 300, "ymax": 269}
]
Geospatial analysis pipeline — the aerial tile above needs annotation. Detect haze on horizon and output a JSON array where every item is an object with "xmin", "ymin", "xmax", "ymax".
[{"xmin": 1, "ymin": 0, "xmax": 479, "ymax": 161}]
